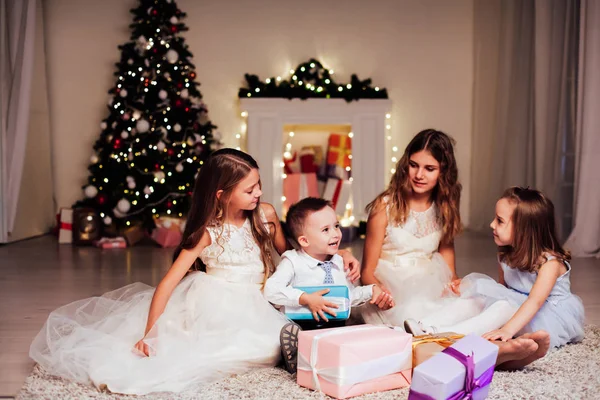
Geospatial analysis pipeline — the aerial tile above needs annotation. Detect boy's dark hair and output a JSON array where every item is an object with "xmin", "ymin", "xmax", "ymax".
[{"xmin": 286, "ymin": 197, "xmax": 332, "ymax": 240}]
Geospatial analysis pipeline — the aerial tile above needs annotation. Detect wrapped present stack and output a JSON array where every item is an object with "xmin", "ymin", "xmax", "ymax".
[
  {"xmin": 283, "ymin": 148, "xmax": 320, "ymax": 214},
  {"xmin": 151, "ymin": 216, "xmax": 185, "ymax": 248},
  {"xmin": 325, "ymin": 133, "xmax": 352, "ymax": 180},
  {"xmin": 282, "ymin": 133, "xmax": 355, "ymax": 228}
]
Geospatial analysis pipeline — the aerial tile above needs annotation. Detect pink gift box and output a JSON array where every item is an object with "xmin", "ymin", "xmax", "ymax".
[
  {"xmin": 151, "ymin": 227, "xmax": 182, "ymax": 248},
  {"xmin": 298, "ymin": 325, "xmax": 412, "ymax": 399},
  {"xmin": 93, "ymin": 237, "xmax": 127, "ymax": 249},
  {"xmin": 283, "ymin": 173, "xmax": 319, "ymax": 210}
]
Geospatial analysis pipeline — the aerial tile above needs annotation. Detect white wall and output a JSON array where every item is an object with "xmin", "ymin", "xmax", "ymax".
[{"xmin": 44, "ymin": 0, "xmax": 473, "ymax": 225}]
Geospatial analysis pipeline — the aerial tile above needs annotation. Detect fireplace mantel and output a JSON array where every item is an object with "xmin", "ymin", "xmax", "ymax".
[{"xmin": 239, "ymin": 98, "xmax": 392, "ymax": 220}]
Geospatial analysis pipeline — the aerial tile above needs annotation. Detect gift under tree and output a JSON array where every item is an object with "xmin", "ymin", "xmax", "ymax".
[{"xmin": 74, "ymin": 0, "xmax": 221, "ymax": 234}]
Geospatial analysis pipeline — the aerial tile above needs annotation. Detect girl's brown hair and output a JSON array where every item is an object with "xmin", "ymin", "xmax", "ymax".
[
  {"xmin": 498, "ymin": 187, "xmax": 570, "ymax": 272},
  {"xmin": 367, "ymin": 129, "xmax": 462, "ymax": 244},
  {"xmin": 173, "ymin": 148, "xmax": 275, "ymax": 282}
]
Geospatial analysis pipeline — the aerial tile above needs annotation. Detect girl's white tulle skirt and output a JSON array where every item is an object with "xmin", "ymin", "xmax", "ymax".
[
  {"xmin": 362, "ymin": 253, "xmax": 460, "ymax": 326},
  {"xmin": 29, "ymin": 271, "xmax": 289, "ymax": 395}
]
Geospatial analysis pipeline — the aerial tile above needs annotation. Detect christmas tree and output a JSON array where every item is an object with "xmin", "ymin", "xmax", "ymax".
[{"xmin": 75, "ymin": 0, "xmax": 221, "ymax": 232}]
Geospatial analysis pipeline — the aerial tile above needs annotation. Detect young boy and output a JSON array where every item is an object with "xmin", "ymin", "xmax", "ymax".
[{"xmin": 264, "ymin": 197, "xmax": 393, "ymax": 373}]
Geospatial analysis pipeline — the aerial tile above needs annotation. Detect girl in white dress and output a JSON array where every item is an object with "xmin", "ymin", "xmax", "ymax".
[
  {"xmin": 30, "ymin": 149, "xmax": 359, "ymax": 395},
  {"xmin": 362, "ymin": 129, "xmax": 523, "ymax": 335},
  {"xmin": 360, "ymin": 132, "xmax": 557, "ymax": 368},
  {"xmin": 361, "ymin": 129, "xmax": 472, "ymax": 326}
]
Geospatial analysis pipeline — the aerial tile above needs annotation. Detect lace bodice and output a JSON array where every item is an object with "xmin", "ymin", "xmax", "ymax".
[
  {"xmin": 380, "ymin": 201, "xmax": 443, "ymax": 263},
  {"xmin": 199, "ymin": 217, "xmax": 266, "ymax": 275}
]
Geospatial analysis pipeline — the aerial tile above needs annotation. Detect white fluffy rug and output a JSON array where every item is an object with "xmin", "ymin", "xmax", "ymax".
[{"xmin": 18, "ymin": 326, "xmax": 600, "ymax": 400}]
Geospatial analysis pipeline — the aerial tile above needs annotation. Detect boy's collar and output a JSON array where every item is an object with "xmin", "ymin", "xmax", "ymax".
[{"xmin": 298, "ymin": 250, "xmax": 343, "ymax": 269}]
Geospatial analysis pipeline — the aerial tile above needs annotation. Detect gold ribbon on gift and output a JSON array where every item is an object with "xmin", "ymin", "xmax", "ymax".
[
  {"xmin": 412, "ymin": 332, "xmax": 465, "ymax": 368},
  {"xmin": 412, "ymin": 332, "xmax": 465, "ymax": 347}
]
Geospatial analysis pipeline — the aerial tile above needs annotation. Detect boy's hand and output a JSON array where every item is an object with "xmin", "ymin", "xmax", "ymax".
[
  {"xmin": 299, "ymin": 289, "xmax": 339, "ymax": 322},
  {"xmin": 371, "ymin": 285, "xmax": 394, "ymax": 310}
]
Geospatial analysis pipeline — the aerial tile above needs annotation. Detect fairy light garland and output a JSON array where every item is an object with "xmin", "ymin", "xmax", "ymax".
[
  {"xmin": 239, "ymin": 62, "xmax": 396, "ymax": 219},
  {"xmin": 239, "ymin": 58, "xmax": 388, "ymax": 102},
  {"xmin": 237, "ymin": 111, "xmax": 247, "ymax": 150},
  {"xmin": 385, "ymin": 112, "xmax": 400, "ymax": 180}
]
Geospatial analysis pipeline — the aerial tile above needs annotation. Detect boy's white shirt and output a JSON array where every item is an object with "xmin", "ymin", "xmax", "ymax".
[{"xmin": 264, "ymin": 249, "xmax": 374, "ymax": 307}]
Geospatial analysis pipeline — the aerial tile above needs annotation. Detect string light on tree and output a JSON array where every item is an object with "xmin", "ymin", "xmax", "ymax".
[{"xmin": 72, "ymin": 0, "xmax": 221, "ymax": 231}]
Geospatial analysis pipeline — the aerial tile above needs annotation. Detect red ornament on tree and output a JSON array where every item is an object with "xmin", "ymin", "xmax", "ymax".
[{"xmin": 77, "ymin": 0, "xmax": 219, "ymax": 235}]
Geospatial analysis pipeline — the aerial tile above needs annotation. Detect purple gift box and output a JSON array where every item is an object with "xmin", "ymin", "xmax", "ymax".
[{"xmin": 409, "ymin": 334, "xmax": 498, "ymax": 400}]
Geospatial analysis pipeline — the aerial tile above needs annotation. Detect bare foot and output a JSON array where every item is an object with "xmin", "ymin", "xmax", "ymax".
[
  {"xmin": 494, "ymin": 338, "xmax": 538, "ymax": 366},
  {"xmin": 498, "ymin": 331, "xmax": 550, "ymax": 370}
]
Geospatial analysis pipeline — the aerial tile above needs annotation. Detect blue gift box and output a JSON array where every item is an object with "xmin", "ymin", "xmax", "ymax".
[{"xmin": 284, "ymin": 285, "xmax": 350, "ymax": 320}]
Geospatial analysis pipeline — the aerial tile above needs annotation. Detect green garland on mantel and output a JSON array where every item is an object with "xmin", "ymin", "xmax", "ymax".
[{"xmin": 238, "ymin": 58, "xmax": 388, "ymax": 102}]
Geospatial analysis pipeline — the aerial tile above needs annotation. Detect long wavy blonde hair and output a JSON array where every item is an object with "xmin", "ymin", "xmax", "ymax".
[
  {"xmin": 367, "ymin": 129, "xmax": 462, "ymax": 244},
  {"xmin": 174, "ymin": 149, "xmax": 276, "ymax": 284}
]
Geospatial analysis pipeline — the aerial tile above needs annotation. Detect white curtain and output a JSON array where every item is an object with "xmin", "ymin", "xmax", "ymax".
[
  {"xmin": 0, "ymin": 0, "xmax": 36, "ymax": 242},
  {"xmin": 565, "ymin": 0, "xmax": 600, "ymax": 258},
  {"xmin": 469, "ymin": 0, "xmax": 579, "ymax": 240}
]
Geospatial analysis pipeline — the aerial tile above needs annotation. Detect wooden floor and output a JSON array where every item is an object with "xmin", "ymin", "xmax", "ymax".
[{"xmin": 1, "ymin": 232, "xmax": 599, "ymax": 398}]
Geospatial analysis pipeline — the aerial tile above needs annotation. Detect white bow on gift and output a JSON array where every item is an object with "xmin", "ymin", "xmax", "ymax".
[{"xmin": 297, "ymin": 326, "xmax": 412, "ymax": 392}]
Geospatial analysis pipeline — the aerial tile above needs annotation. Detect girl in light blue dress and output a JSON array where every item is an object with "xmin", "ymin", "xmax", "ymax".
[
  {"xmin": 476, "ymin": 187, "xmax": 584, "ymax": 348},
  {"xmin": 407, "ymin": 187, "xmax": 585, "ymax": 349}
]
